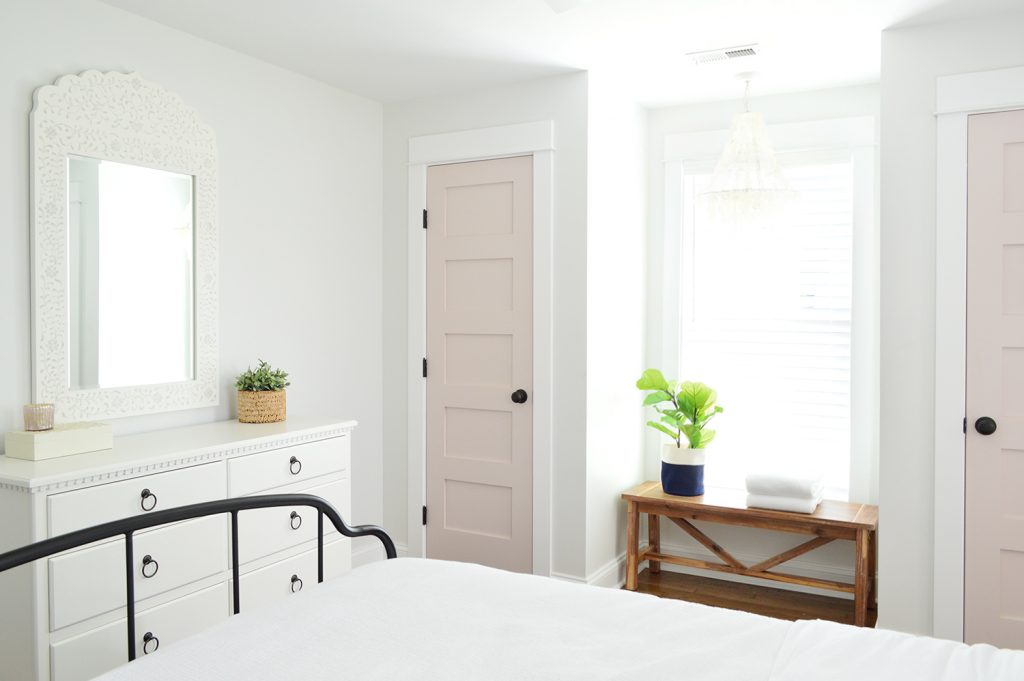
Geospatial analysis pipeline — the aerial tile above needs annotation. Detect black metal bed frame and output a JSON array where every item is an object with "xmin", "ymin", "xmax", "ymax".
[{"xmin": 0, "ymin": 494, "xmax": 396, "ymax": 662}]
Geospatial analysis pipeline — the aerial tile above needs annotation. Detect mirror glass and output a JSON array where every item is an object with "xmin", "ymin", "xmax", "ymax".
[{"xmin": 67, "ymin": 156, "xmax": 195, "ymax": 390}]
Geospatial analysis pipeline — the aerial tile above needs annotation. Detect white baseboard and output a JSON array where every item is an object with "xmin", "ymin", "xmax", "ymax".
[
  {"xmin": 550, "ymin": 571, "xmax": 588, "ymax": 584},
  {"xmin": 551, "ymin": 552, "xmax": 629, "ymax": 588},
  {"xmin": 585, "ymin": 551, "xmax": 629, "ymax": 588}
]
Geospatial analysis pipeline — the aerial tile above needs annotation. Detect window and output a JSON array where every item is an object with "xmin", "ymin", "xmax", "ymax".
[{"xmin": 678, "ymin": 159, "xmax": 855, "ymax": 498}]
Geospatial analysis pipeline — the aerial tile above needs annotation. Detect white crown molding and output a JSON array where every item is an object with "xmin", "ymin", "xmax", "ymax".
[
  {"xmin": 30, "ymin": 70, "xmax": 219, "ymax": 420},
  {"xmin": 407, "ymin": 120, "xmax": 554, "ymax": 165}
]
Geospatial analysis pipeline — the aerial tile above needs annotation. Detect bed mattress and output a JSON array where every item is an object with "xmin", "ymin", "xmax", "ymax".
[{"xmin": 97, "ymin": 557, "xmax": 1024, "ymax": 681}]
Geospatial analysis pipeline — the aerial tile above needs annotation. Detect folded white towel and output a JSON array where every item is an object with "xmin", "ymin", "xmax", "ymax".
[
  {"xmin": 746, "ymin": 493, "xmax": 822, "ymax": 514},
  {"xmin": 744, "ymin": 472, "xmax": 823, "ymax": 500}
]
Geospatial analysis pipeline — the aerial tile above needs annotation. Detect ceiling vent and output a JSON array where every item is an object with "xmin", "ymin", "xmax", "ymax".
[{"xmin": 687, "ymin": 44, "xmax": 760, "ymax": 66}]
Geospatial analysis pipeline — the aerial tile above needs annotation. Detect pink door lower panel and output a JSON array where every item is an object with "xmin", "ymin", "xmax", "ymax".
[
  {"xmin": 425, "ymin": 155, "xmax": 533, "ymax": 574},
  {"xmin": 965, "ymin": 108, "xmax": 1024, "ymax": 648}
]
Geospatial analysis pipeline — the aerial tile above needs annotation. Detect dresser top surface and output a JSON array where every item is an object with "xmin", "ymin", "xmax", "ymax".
[{"xmin": 0, "ymin": 417, "xmax": 356, "ymax": 492}]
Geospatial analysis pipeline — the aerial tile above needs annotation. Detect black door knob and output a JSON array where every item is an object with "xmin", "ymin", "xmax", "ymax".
[
  {"xmin": 511, "ymin": 389, "xmax": 528, "ymax": 404},
  {"xmin": 975, "ymin": 416, "xmax": 998, "ymax": 435}
]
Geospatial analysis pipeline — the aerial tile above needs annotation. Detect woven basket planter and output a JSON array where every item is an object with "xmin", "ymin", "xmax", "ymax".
[{"xmin": 237, "ymin": 389, "xmax": 286, "ymax": 424}]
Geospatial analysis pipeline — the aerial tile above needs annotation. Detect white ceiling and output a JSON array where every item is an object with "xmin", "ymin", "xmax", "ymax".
[{"xmin": 100, "ymin": 0, "xmax": 1021, "ymax": 105}]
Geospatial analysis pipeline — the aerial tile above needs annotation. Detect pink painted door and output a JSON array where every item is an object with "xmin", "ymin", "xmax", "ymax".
[
  {"xmin": 425, "ymin": 156, "xmax": 533, "ymax": 573},
  {"xmin": 966, "ymin": 108, "xmax": 1024, "ymax": 648}
]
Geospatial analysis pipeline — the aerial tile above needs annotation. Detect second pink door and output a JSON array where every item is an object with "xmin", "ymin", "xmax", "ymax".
[
  {"xmin": 425, "ymin": 155, "xmax": 533, "ymax": 573},
  {"xmin": 965, "ymin": 108, "xmax": 1024, "ymax": 648}
]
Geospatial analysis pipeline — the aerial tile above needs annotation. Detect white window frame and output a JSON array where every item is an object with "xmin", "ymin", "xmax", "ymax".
[{"xmin": 659, "ymin": 116, "xmax": 879, "ymax": 503}]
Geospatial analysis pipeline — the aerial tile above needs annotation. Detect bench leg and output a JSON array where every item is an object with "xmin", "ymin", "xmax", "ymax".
[
  {"xmin": 854, "ymin": 528, "xmax": 869, "ymax": 626},
  {"xmin": 626, "ymin": 500, "xmax": 639, "ymax": 590},
  {"xmin": 648, "ymin": 513, "xmax": 661, "ymax": 574}
]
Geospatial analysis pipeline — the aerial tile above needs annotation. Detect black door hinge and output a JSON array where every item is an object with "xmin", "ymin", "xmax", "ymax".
[
  {"xmin": 422, "ymin": 357, "xmax": 427, "ymax": 378},
  {"xmin": 422, "ymin": 209, "xmax": 428, "ymax": 229},
  {"xmin": 963, "ymin": 417, "xmax": 967, "ymax": 434},
  {"xmin": 422, "ymin": 505, "xmax": 427, "ymax": 526}
]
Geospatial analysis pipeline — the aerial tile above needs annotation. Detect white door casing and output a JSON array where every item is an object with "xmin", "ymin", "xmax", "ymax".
[
  {"xmin": 964, "ymin": 108, "xmax": 1024, "ymax": 648},
  {"xmin": 406, "ymin": 121, "xmax": 554, "ymax": 575},
  {"xmin": 425, "ymin": 156, "xmax": 534, "ymax": 572},
  {"xmin": 934, "ymin": 66, "xmax": 1024, "ymax": 641}
]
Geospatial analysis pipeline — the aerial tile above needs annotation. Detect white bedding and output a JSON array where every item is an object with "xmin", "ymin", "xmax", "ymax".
[{"xmin": 97, "ymin": 558, "xmax": 1024, "ymax": 681}]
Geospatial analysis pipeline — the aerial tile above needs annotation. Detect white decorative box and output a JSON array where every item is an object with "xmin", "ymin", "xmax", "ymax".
[{"xmin": 3, "ymin": 423, "xmax": 113, "ymax": 461}]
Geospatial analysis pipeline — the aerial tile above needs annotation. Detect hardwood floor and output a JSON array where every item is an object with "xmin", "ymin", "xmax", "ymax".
[{"xmin": 632, "ymin": 568, "xmax": 878, "ymax": 627}]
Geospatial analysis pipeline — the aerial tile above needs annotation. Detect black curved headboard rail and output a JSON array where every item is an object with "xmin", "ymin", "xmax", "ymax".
[{"xmin": 0, "ymin": 493, "xmax": 396, "ymax": 662}]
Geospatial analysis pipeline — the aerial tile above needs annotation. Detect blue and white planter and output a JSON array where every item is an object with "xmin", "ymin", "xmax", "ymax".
[{"xmin": 661, "ymin": 444, "xmax": 706, "ymax": 497}]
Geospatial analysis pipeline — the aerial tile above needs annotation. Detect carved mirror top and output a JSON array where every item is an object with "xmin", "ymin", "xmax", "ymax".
[{"xmin": 31, "ymin": 71, "xmax": 219, "ymax": 421}]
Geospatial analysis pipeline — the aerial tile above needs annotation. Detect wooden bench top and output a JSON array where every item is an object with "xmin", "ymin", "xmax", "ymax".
[{"xmin": 622, "ymin": 481, "xmax": 878, "ymax": 531}]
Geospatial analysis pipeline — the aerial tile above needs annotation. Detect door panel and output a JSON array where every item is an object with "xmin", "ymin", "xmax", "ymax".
[
  {"xmin": 966, "ymin": 108, "xmax": 1024, "ymax": 648},
  {"xmin": 426, "ymin": 156, "xmax": 533, "ymax": 573}
]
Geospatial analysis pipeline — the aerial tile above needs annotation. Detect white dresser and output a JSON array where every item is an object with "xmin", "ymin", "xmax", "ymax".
[{"xmin": 0, "ymin": 418, "xmax": 355, "ymax": 681}]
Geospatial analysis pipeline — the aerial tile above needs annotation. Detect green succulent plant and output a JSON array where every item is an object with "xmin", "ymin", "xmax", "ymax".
[
  {"xmin": 235, "ymin": 360, "xmax": 290, "ymax": 392},
  {"xmin": 636, "ymin": 369, "xmax": 722, "ymax": 449}
]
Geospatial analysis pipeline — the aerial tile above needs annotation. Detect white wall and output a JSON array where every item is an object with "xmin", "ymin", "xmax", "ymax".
[
  {"xmin": 645, "ymin": 84, "xmax": 880, "ymax": 592},
  {"xmin": 584, "ymin": 75, "xmax": 648, "ymax": 582},
  {"xmin": 381, "ymin": 72, "xmax": 590, "ymax": 578},
  {"xmin": 0, "ymin": 0, "xmax": 384, "ymax": 539},
  {"xmin": 879, "ymin": 7, "xmax": 1024, "ymax": 635}
]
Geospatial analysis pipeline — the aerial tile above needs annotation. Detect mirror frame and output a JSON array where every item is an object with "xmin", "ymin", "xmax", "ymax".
[{"xmin": 31, "ymin": 71, "xmax": 218, "ymax": 420}]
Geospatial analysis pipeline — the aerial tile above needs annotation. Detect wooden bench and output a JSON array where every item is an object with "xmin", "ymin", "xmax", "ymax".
[{"xmin": 622, "ymin": 481, "xmax": 879, "ymax": 626}]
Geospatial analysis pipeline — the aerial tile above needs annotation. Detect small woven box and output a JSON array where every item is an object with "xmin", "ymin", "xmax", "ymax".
[{"xmin": 237, "ymin": 390, "xmax": 286, "ymax": 424}]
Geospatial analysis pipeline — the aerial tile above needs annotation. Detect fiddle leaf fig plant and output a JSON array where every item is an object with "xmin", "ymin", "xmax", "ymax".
[
  {"xmin": 636, "ymin": 369, "xmax": 723, "ymax": 449},
  {"xmin": 235, "ymin": 359, "xmax": 290, "ymax": 392}
]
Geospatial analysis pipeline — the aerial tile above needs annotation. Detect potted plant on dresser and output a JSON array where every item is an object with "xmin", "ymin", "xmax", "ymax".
[
  {"xmin": 236, "ymin": 360, "xmax": 290, "ymax": 423},
  {"xmin": 636, "ymin": 369, "xmax": 723, "ymax": 496}
]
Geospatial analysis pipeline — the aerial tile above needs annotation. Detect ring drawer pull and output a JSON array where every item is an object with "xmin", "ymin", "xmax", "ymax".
[
  {"xmin": 140, "ymin": 489, "xmax": 158, "ymax": 512},
  {"xmin": 141, "ymin": 554, "xmax": 159, "ymax": 578},
  {"xmin": 289, "ymin": 511, "xmax": 302, "ymax": 530},
  {"xmin": 142, "ymin": 632, "xmax": 160, "ymax": 654},
  {"xmin": 289, "ymin": 456, "xmax": 302, "ymax": 475},
  {"xmin": 290, "ymin": 574, "xmax": 303, "ymax": 593}
]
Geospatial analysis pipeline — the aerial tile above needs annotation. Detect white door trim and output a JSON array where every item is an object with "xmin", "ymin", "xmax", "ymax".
[
  {"xmin": 406, "ymin": 120, "xmax": 554, "ymax": 576},
  {"xmin": 933, "ymin": 65, "xmax": 1024, "ymax": 641}
]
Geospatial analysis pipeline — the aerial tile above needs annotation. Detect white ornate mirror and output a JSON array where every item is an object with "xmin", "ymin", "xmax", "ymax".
[{"xmin": 31, "ymin": 71, "xmax": 218, "ymax": 420}]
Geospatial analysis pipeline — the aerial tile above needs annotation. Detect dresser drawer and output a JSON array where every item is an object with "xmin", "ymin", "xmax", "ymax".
[
  {"xmin": 235, "ymin": 539, "xmax": 349, "ymax": 613},
  {"xmin": 48, "ymin": 515, "xmax": 227, "ymax": 631},
  {"xmin": 228, "ymin": 436, "xmax": 349, "ymax": 496},
  {"xmin": 48, "ymin": 462, "xmax": 227, "ymax": 537},
  {"xmin": 237, "ymin": 477, "xmax": 350, "ymax": 565},
  {"xmin": 49, "ymin": 582, "xmax": 228, "ymax": 681}
]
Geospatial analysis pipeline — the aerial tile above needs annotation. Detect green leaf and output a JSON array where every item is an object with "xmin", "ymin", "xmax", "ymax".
[
  {"xmin": 660, "ymin": 413, "xmax": 681, "ymax": 429},
  {"xmin": 636, "ymin": 369, "xmax": 669, "ymax": 392},
  {"xmin": 680, "ymin": 424, "xmax": 702, "ymax": 449},
  {"xmin": 646, "ymin": 420, "xmax": 678, "ymax": 441},
  {"xmin": 235, "ymin": 359, "xmax": 291, "ymax": 391},
  {"xmin": 642, "ymin": 391, "xmax": 673, "ymax": 406},
  {"xmin": 698, "ymin": 429, "xmax": 717, "ymax": 448}
]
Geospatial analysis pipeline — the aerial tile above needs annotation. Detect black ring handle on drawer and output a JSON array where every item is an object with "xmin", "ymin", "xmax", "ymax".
[
  {"xmin": 290, "ymin": 574, "xmax": 303, "ymax": 592},
  {"xmin": 142, "ymin": 632, "xmax": 160, "ymax": 654},
  {"xmin": 140, "ymin": 489, "xmax": 158, "ymax": 512},
  {"xmin": 289, "ymin": 456, "xmax": 302, "ymax": 475},
  {"xmin": 141, "ymin": 554, "xmax": 159, "ymax": 578},
  {"xmin": 290, "ymin": 511, "xmax": 303, "ymax": 530}
]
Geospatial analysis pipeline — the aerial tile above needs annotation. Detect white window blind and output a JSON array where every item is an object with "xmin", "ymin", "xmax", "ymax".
[{"xmin": 679, "ymin": 160, "xmax": 854, "ymax": 498}]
